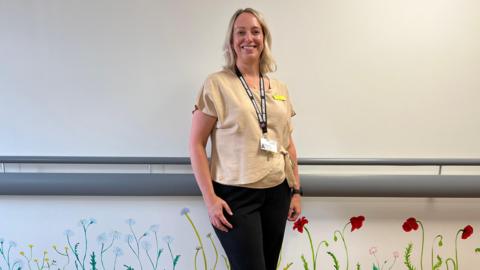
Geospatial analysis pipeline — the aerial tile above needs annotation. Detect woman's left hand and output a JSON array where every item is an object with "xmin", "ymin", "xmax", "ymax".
[{"xmin": 287, "ymin": 194, "xmax": 301, "ymax": 221}]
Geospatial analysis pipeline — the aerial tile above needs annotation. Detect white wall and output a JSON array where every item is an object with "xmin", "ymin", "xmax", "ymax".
[{"xmin": 1, "ymin": 0, "xmax": 479, "ymax": 157}]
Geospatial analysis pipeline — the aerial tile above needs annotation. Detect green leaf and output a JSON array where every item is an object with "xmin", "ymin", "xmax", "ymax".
[
  {"xmin": 333, "ymin": 235, "xmax": 338, "ymax": 242},
  {"xmin": 403, "ymin": 243, "xmax": 416, "ymax": 270},
  {"xmin": 173, "ymin": 255, "xmax": 180, "ymax": 266},
  {"xmin": 432, "ymin": 255, "xmax": 442, "ymax": 270},
  {"xmin": 90, "ymin": 252, "xmax": 97, "ymax": 270},
  {"xmin": 327, "ymin": 251, "xmax": 340, "ymax": 270},
  {"xmin": 372, "ymin": 264, "xmax": 379, "ymax": 270},
  {"xmin": 283, "ymin": 262, "xmax": 293, "ymax": 270},
  {"xmin": 123, "ymin": 265, "xmax": 134, "ymax": 270},
  {"xmin": 356, "ymin": 262, "xmax": 361, "ymax": 270},
  {"xmin": 475, "ymin": 248, "xmax": 480, "ymax": 253},
  {"xmin": 301, "ymin": 254, "xmax": 309, "ymax": 270},
  {"xmin": 74, "ymin": 243, "xmax": 80, "ymax": 256}
]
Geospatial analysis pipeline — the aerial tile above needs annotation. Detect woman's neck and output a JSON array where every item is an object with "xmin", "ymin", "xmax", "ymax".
[{"xmin": 236, "ymin": 61, "xmax": 260, "ymax": 78}]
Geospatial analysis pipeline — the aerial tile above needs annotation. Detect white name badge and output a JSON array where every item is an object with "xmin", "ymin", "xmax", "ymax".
[{"xmin": 260, "ymin": 137, "xmax": 278, "ymax": 153}]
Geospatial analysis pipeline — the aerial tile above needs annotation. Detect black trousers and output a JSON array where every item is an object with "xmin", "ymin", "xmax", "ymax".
[{"xmin": 213, "ymin": 180, "xmax": 291, "ymax": 270}]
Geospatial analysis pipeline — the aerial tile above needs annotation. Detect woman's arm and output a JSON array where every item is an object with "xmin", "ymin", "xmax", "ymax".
[
  {"xmin": 189, "ymin": 110, "xmax": 233, "ymax": 232},
  {"xmin": 287, "ymin": 135, "xmax": 302, "ymax": 221}
]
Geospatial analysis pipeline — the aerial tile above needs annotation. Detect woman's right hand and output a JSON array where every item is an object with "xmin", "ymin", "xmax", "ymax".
[{"xmin": 206, "ymin": 195, "xmax": 233, "ymax": 232}]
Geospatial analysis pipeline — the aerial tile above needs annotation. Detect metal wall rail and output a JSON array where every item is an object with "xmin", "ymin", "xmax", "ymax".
[
  {"xmin": 1, "ymin": 157, "xmax": 479, "ymax": 197},
  {"xmin": 2, "ymin": 156, "xmax": 480, "ymax": 165}
]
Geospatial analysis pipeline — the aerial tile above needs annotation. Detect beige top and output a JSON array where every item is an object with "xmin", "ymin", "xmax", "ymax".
[{"xmin": 194, "ymin": 69, "xmax": 296, "ymax": 188}]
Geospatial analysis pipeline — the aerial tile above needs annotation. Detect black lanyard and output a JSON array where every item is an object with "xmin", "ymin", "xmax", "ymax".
[{"xmin": 235, "ymin": 66, "xmax": 267, "ymax": 134}]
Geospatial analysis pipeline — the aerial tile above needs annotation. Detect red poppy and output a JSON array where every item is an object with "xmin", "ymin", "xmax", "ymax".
[
  {"xmin": 402, "ymin": 217, "xmax": 419, "ymax": 232},
  {"xmin": 293, "ymin": 216, "xmax": 309, "ymax": 233},
  {"xmin": 461, "ymin": 225, "xmax": 473, "ymax": 239},
  {"xmin": 350, "ymin": 216, "xmax": 365, "ymax": 231}
]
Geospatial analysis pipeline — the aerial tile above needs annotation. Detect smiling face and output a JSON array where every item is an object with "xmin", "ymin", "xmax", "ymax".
[{"xmin": 232, "ymin": 12, "xmax": 264, "ymax": 66}]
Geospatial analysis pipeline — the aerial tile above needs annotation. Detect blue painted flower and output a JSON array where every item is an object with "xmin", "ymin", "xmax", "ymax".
[
  {"xmin": 113, "ymin": 247, "xmax": 123, "ymax": 257},
  {"xmin": 180, "ymin": 207, "xmax": 190, "ymax": 216},
  {"xmin": 97, "ymin": 233, "xmax": 108, "ymax": 245},
  {"xmin": 126, "ymin": 218, "xmax": 136, "ymax": 226},
  {"xmin": 79, "ymin": 218, "xmax": 96, "ymax": 227},
  {"xmin": 125, "ymin": 234, "xmax": 134, "ymax": 243},
  {"xmin": 141, "ymin": 240, "xmax": 151, "ymax": 251},
  {"xmin": 111, "ymin": 230, "xmax": 121, "ymax": 240},
  {"xmin": 149, "ymin": 224, "xmax": 160, "ymax": 233},
  {"xmin": 163, "ymin": 235, "xmax": 174, "ymax": 244}
]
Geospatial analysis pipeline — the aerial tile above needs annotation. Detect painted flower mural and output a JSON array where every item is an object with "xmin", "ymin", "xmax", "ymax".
[
  {"xmin": 0, "ymin": 210, "xmax": 479, "ymax": 270},
  {"xmin": 293, "ymin": 217, "xmax": 309, "ymax": 234},
  {"xmin": 292, "ymin": 216, "xmax": 328, "ymax": 270},
  {"xmin": 349, "ymin": 216, "xmax": 365, "ymax": 232},
  {"xmin": 461, "ymin": 225, "xmax": 473, "ymax": 240},
  {"xmin": 368, "ymin": 246, "xmax": 399, "ymax": 270},
  {"xmin": 402, "ymin": 217, "xmax": 425, "ymax": 270},
  {"xmin": 401, "ymin": 217, "xmax": 476, "ymax": 270},
  {"xmin": 402, "ymin": 217, "xmax": 419, "ymax": 232},
  {"xmin": 333, "ymin": 215, "xmax": 366, "ymax": 270}
]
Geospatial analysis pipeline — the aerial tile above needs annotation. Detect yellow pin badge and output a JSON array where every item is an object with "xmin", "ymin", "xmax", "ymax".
[{"xmin": 273, "ymin": 94, "xmax": 286, "ymax": 101}]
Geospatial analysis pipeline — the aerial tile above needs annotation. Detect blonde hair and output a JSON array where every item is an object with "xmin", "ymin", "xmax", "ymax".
[{"xmin": 223, "ymin": 8, "xmax": 277, "ymax": 74}]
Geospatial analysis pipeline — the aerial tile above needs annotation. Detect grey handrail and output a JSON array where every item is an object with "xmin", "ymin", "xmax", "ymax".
[
  {"xmin": 2, "ymin": 156, "xmax": 480, "ymax": 165},
  {"xmin": 1, "ymin": 156, "xmax": 480, "ymax": 197}
]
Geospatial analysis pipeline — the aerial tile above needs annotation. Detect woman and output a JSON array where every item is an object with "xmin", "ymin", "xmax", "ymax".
[{"xmin": 189, "ymin": 8, "xmax": 302, "ymax": 270}]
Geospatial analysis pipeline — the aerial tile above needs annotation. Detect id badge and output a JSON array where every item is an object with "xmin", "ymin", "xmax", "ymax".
[{"xmin": 260, "ymin": 136, "xmax": 278, "ymax": 153}]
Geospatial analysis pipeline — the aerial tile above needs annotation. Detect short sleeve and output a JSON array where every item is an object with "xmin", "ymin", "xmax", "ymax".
[
  {"xmin": 285, "ymin": 86, "xmax": 296, "ymax": 133},
  {"xmin": 193, "ymin": 77, "xmax": 219, "ymax": 117},
  {"xmin": 288, "ymin": 99, "xmax": 296, "ymax": 117},
  {"xmin": 285, "ymin": 86, "xmax": 296, "ymax": 118}
]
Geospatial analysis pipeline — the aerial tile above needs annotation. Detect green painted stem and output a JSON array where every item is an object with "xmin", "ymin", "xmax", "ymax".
[
  {"xmin": 6, "ymin": 245, "xmax": 12, "ymax": 270},
  {"xmin": 388, "ymin": 257, "xmax": 397, "ymax": 270},
  {"xmin": 82, "ymin": 226, "xmax": 88, "ymax": 270},
  {"xmin": 194, "ymin": 249, "xmax": 200, "ymax": 270},
  {"xmin": 305, "ymin": 227, "xmax": 316, "ymax": 270},
  {"xmin": 418, "ymin": 221, "xmax": 425, "ymax": 270},
  {"xmin": 167, "ymin": 243, "xmax": 175, "ymax": 270},
  {"xmin": 373, "ymin": 254, "xmax": 380, "ymax": 269},
  {"xmin": 222, "ymin": 255, "xmax": 231, "ymax": 270},
  {"xmin": 185, "ymin": 213, "xmax": 208, "ymax": 270},
  {"xmin": 431, "ymin": 235, "xmax": 442, "ymax": 270},
  {"xmin": 454, "ymin": 230, "xmax": 462, "ymax": 270},
  {"xmin": 128, "ymin": 224, "xmax": 144, "ymax": 270},
  {"xmin": 145, "ymin": 249, "xmax": 155, "ymax": 270},
  {"xmin": 208, "ymin": 236, "xmax": 219, "ymax": 270},
  {"xmin": 314, "ymin": 241, "xmax": 328, "ymax": 266},
  {"xmin": 100, "ymin": 244, "xmax": 106, "ymax": 270},
  {"xmin": 154, "ymin": 232, "xmax": 160, "ymax": 270},
  {"xmin": 66, "ymin": 235, "xmax": 83, "ymax": 270},
  {"xmin": 113, "ymin": 255, "xmax": 118, "ymax": 270},
  {"xmin": 445, "ymin": 258, "xmax": 455, "ymax": 270},
  {"xmin": 341, "ymin": 223, "xmax": 350, "ymax": 270}
]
